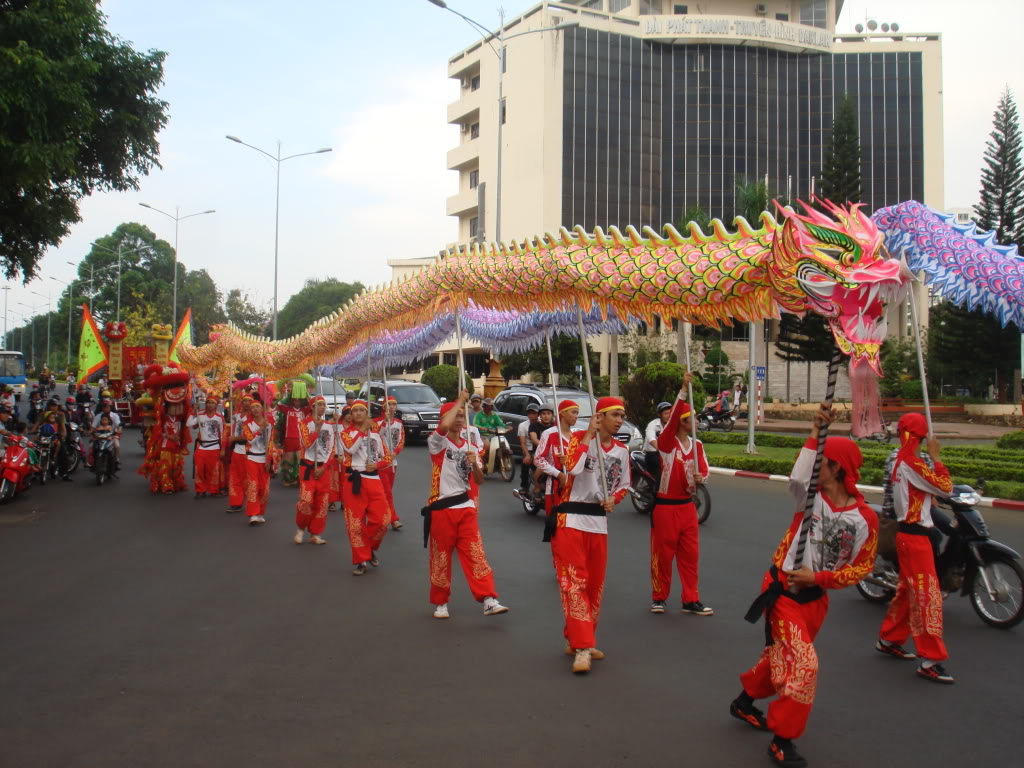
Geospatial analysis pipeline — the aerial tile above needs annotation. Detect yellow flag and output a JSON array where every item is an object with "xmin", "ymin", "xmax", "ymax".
[
  {"xmin": 169, "ymin": 308, "xmax": 192, "ymax": 364},
  {"xmin": 77, "ymin": 304, "xmax": 109, "ymax": 385}
]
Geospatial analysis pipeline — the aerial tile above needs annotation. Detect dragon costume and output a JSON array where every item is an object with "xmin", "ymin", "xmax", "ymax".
[{"xmin": 138, "ymin": 363, "xmax": 192, "ymax": 495}]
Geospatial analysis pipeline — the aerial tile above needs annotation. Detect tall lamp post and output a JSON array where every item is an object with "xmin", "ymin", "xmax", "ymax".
[
  {"xmin": 66, "ymin": 259, "xmax": 120, "ymax": 315},
  {"xmin": 18, "ymin": 302, "xmax": 44, "ymax": 371},
  {"xmin": 426, "ymin": 0, "xmax": 577, "ymax": 244},
  {"xmin": 49, "ymin": 276, "xmax": 76, "ymax": 368},
  {"xmin": 224, "ymin": 136, "xmax": 332, "ymax": 340},
  {"xmin": 30, "ymin": 290, "xmax": 52, "ymax": 372},
  {"xmin": 138, "ymin": 204, "xmax": 215, "ymax": 329},
  {"xmin": 2, "ymin": 285, "xmax": 9, "ymax": 351}
]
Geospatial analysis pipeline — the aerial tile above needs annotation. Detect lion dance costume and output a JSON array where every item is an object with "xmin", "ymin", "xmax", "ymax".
[{"xmin": 138, "ymin": 363, "xmax": 192, "ymax": 494}]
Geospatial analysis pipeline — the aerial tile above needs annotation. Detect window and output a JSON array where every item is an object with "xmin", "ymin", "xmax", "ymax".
[
  {"xmin": 499, "ymin": 394, "xmax": 530, "ymax": 416},
  {"xmin": 469, "ymin": 169, "xmax": 479, "ymax": 189},
  {"xmin": 580, "ymin": 0, "xmax": 604, "ymax": 9},
  {"xmin": 609, "ymin": 0, "xmax": 630, "ymax": 11},
  {"xmin": 470, "ymin": 122, "xmax": 480, "ymax": 139},
  {"xmin": 469, "ymin": 216, "xmax": 479, "ymax": 239},
  {"xmin": 799, "ymin": 0, "xmax": 827, "ymax": 28},
  {"xmin": 674, "ymin": 4, "xmax": 688, "ymax": 13},
  {"xmin": 776, "ymin": 12, "xmax": 789, "ymax": 21},
  {"xmin": 638, "ymin": 0, "xmax": 661, "ymax": 14},
  {"xmin": 470, "ymin": 75, "xmax": 480, "ymax": 91}
]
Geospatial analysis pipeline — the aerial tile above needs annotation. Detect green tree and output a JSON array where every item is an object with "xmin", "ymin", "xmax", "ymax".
[
  {"xmin": 178, "ymin": 269, "xmax": 225, "ymax": 345},
  {"xmin": 928, "ymin": 301, "xmax": 1018, "ymax": 400},
  {"xmin": 976, "ymin": 87, "xmax": 1024, "ymax": 247},
  {"xmin": 676, "ymin": 205, "xmax": 712, "ymax": 234},
  {"xmin": 621, "ymin": 361, "xmax": 706, "ymax": 428},
  {"xmin": 774, "ymin": 313, "xmax": 835, "ymax": 401},
  {"xmin": 498, "ymin": 333, "xmax": 590, "ymax": 382},
  {"xmin": 421, "ymin": 364, "xmax": 474, "ymax": 401},
  {"xmin": 225, "ymin": 289, "xmax": 270, "ymax": 335},
  {"xmin": 276, "ymin": 278, "xmax": 365, "ymax": 339},
  {"xmin": 0, "ymin": 0, "xmax": 169, "ymax": 280},
  {"xmin": 702, "ymin": 343, "xmax": 732, "ymax": 395},
  {"xmin": 820, "ymin": 94, "xmax": 862, "ymax": 207}
]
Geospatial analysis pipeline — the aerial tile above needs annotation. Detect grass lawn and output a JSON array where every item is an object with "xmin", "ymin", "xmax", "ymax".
[{"xmin": 703, "ymin": 443, "xmax": 800, "ymax": 462}]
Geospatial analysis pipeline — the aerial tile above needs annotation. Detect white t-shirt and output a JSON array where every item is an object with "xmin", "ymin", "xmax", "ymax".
[
  {"xmin": 563, "ymin": 432, "xmax": 631, "ymax": 535},
  {"xmin": 92, "ymin": 412, "xmax": 121, "ymax": 430},
  {"xmin": 243, "ymin": 418, "xmax": 271, "ymax": 463},
  {"xmin": 644, "ymin": 417, "xmax": 663, "ymax": 451},
  {"xmin": 427, "ymin": 429, "xmax": 477, "ymax": 509},
  {"xmin": 231, "ymin": 414, "xmax": 247, "ymax": 455},
  {"xmin": 341, "ymin": 427, "xmax": 388, "ymax": 476},
  {"xmin": 302, "ymin": 419, "xmax": 335, "ymax": 464},
  {"xmin": 187, "ymin": 413, "xmax": 224, "ymax": 451}
]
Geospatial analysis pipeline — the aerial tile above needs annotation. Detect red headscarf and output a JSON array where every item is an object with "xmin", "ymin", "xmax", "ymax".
[
  {"xmin": 440, "ymin": 401, "xmax": 459, "ymax": 418},
  {"xmin": 595, "ymin": 396, "xmax": 625, "ymax": 413},
  {"xmin": 897, "ymin": 413, "xmax": 928, "ymax": 463},
  {"xmin": 349, "ymin": 399, "xmax": 369, "ymax": 411},
  {"xmin": 823, "ymin": 437, "xmax": 864, "ymax": 499}
]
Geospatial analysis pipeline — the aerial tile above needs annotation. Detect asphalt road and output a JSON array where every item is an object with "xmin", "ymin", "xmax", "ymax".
[{"xmin": 1, "ymin": 432, "xmax": 1022, "ymax": 768}]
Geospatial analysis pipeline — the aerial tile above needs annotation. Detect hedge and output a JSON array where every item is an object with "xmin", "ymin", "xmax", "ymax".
[{"xmin": 997, "ymin": 431, "xmax": 1024, "ymax": 451}]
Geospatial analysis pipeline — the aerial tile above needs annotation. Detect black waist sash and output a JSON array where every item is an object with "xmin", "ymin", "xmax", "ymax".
[
  {"xmin": 544, "ymin": 501, "xmax": 605, "ymax": 543},
  {"xmin": 743, "ymin": 565, "xmax": 825, "ymax": 646},
  {"xmin": 898, "ymin": 521, "xmax": 931, "ymax": 536},
  {"xmin": 300, "ymin": 459, "xmax": 319, "ymax": 481},
  {"xmin": 345, "ymin": 467, "xmax": 379, "ymax": 495},
  {"xmin": 420, "ymin": 492, "xmax": 472, "ymax": 547},
  {"xmin": 198, "ymin": 439, "xmax": 220, "ymax": 449}
]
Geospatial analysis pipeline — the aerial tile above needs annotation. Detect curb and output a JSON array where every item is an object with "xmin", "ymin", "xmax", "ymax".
[{"xmin": 709, "ymin": 466, "xmax": 1008, "ymax": 509}]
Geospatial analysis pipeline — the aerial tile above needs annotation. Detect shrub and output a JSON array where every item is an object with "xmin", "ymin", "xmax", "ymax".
[
  {"xmin": 899, "ymin": 379, "xmax": 924, "ymax": 400},
  {"xmin": 420, "ymin": 365, "xmax": 474, "ymax": 402},
  {"xmin": 997, "ymin": 431, "xmax": 1024, "ymax": 451},
  {"xmin": 621, "ymin": 362, "xmax": 705, "ymax": 427}
]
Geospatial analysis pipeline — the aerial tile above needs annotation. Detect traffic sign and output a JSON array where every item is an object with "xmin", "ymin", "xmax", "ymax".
[{"xmin": 755, "ymin": 366, "xmax": 766, "ymax": 381}]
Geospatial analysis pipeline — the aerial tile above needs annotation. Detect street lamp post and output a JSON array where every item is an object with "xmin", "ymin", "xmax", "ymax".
[
  {"xmin": 30, "ymin": 290, "xmax": 51, "ymax": 372},
  {"xmin": 426, "ymin": 0, "xmax": 576, "ymax": 243},
  {"xmin": 225, "ymin": 136, "xmax": 332, "ymax": 340},
  {"xmin": 50, "ymin": 276, "xmax": 76, "ymax": 368},
  {"xmin": 138, "ymin": 204, "xmax": 215, "ymax": 329},
  {"xmin": 2, "ymin": 285, "xmax": 9, "ymax": 351},
  {"xmin": 18, "ymin": 302, "xmax": 44, "ymax": 371}
]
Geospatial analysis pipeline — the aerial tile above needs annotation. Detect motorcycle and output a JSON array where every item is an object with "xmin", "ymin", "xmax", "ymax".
[
  {"xmin": 35, "ymin": 434, "xmax": 58, "ymax": 485},
  {"xmin": 857, "ymin": 485, "xmax": 1024, "ymax": 629},
  {"xmin": 0, "ymin": 435, "xmax": 38, "ymax": 502},
  {"xmin": 63, "ymin": 421, "xmax": 86, "ymax": 475},
  {"xmin": 482, "ymin": 428, "xmax": 515, "ymax": 482},
  {"xmin": 696, "ymin": 406, "xmax": 735, "ymax": 433},
  {"xmin": 513, "ymin": 482, "xmax": 545, "ymax": 515},
  {"xmin": 628, "ymin": 450, "xmax": 711, "ymax": 524},
  {"xmin": 92, "ymin": 435, "xmax": 117, "ymax": 485}
]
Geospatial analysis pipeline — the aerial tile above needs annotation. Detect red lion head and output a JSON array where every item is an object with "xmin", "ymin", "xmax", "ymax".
[{"xmin": 104, "ymin": 321, "xmax": 128, "ymax": 341}]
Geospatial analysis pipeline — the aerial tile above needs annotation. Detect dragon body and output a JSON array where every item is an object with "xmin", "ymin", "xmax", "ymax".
[{"xmin": 180, "ymin": 201, "xmax": 907, "ymax": 379}]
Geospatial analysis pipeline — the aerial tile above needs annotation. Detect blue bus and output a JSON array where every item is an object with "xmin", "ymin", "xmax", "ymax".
[{"xmin": 0, "ymin": 351, "xmax": 27, "ymax": 400}]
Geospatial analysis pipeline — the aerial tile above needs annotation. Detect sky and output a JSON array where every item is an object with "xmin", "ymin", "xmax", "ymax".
[{"xmin": 5, "ymin": 0, "xmax": 1023, "ymax": 339}]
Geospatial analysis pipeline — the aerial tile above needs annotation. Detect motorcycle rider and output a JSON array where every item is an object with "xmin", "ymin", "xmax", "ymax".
[
  {"xmin": 644, "ymin": 401, "xmax": 673, "ymax": 478},
  {"xmin": 473, "ymin": 398, "xmax": 506, "ymax": 468},
  {"xmin": 876, "ymin": 413, "xmax": 956, "ymax": 684},
  {"xmin": 89, "ymin": 398, "xmax": 123, "ymax": 470},
  {"xmin": 517, "ymin": 404, "xmax": 541, "ymax": 496}
]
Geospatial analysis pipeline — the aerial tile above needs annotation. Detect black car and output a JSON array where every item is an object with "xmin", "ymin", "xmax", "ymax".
[
  {"xmin": 493, "ymin": 384, "xmax": 643, "ymax": 457},
  {"xmin": 357, "ymin": 379, "xmax": 443, "ymax": 442}
]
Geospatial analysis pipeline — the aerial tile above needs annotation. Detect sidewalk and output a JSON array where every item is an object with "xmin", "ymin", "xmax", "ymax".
[{"xmin": 738, "ymin": 417, "xmax": 1017, "ymax": 441}]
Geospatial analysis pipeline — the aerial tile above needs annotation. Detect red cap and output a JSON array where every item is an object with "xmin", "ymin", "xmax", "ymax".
[
  {"xmin": 595, "ymin": 396, "xmax": 625, "ymax": 413},
  {"xmin": 350, "ymin": 399, "xmax": 369, "ymax": 410},
  {"xmin": 678, "ymin": 401, "xmax": 693, "ymax": 419},
  {"xmin": 440, "ymin": 401, "xmax": 459, "ymax": 417},
  {"xmin": 386, "ymin": 396, "xmax": 397, "ymax": 404},
  {"xmin": 558, "ymin": 399, "xmax": 579, "ymax": 413}
]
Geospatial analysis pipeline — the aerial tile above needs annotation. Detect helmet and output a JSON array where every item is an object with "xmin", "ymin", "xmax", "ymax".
[
  {"xmin": 46, "ymin": 397, "xmax": 59, "ymax": 407},
  {"xmin": 66, "ymin": 397, "xmax": 75, "ymax": 405},
  {"xmin": 470, "ymin": 393, "xmax": 482, "ymax": 402},
  {"xmin": 657, "ymin": 401, "xmax": 672, "ymax": 413},
  {"xmin": 526, "ymin": 403, "xmax": 540, "ymax": 413},
  {"xmin": 482, "ymin": 398, "xmax": 494, "ymax": 407}
]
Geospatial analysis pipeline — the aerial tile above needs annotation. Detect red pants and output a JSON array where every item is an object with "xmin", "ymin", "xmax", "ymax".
[
  {"xmin": 342, "ymin": 476, "xmax": 390, "ymax": 564},
  {"xmin": 379, "ymin": 465, "xmax": 399, "ymax": 522},
  {"xmin": 551, "ymin": 527, "xmax": 607, "ymax": 651},
  {"xmin": 740, "ymin": 570, "xmax": 829, "ymax": 741},
  {"xmin": 295, "ymin": 465, "xmax": 331, "ymax": 535},
  {"xmin": 428, "ymin": 505, "xmax": 498, "ymax": 605},
  {"xmin": 328, "ymin": 459, "xmax": 341, "ymax": 503},
  {"xmin": 244, "ymin": 460, "xmax": 270, "ymax": 517},
  {"xmin": 193, "ymin": 449, "xmax": 222, "ymax": 494},
  {"xmin": 228, "ymin": 452, "xmax": 247, "ymax": 507},
  {"xmin": 650, "ymin": 501, "xmax": 700, "ymax": 603},
  {"xmin": 880, "ymin": 532, "xmax": 948, "ymax": 661}
]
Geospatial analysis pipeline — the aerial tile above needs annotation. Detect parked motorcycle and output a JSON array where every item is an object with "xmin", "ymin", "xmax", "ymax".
[
  {"xmin": 627, "ymin": 450, "xmax": 711, "ymax": 524},
  {"xmin": 63, "ymin": 421, "xmax": 86, "ymax": 475},
  {"xmin": 35, "ymin": 434, "xmax": 57, "ymax": 485},
  {"xmin": 857, "ymin": 485, "xmax": 1024, "ymax": 629},
  {"xmin": 0, "ymin": 435, "xmax": 38, "ymax": 502},
  {"xmin": 92, "ymin": 435, "xmax": 116, "ymax": 485},
  {"xmin": 696, "ymin": 406, "xmax": 735, "ymax": 433},
  {"xmin": 482, "ymin": 429, "xmax": 515, "ymax": 482}
]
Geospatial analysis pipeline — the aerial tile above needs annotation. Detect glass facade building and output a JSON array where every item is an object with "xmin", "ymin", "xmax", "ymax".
[{"xmin": 562, "ymin": 28, "xmax": 925, "ymax": 231}]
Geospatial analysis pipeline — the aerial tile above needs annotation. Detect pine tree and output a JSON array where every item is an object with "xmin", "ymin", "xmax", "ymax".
[
  {"xmin": 820, "ymin": 94, "xmax": 862, "ymax": 207},
  {"xmin": 976, "ymin": 87, "xmax": 1024, "ymax": 247}
]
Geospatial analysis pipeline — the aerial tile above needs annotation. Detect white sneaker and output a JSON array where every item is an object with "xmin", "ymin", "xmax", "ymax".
[
  {"xmin": 310, "ymin": 535, "xmax": 326, "ymax": 545},
  {"xmin": 433, "ymin": 604, "xmax": 450, "ymax": 620},
  {"xmin": 249, "ymin": 516, "xmax": 264, "ymax": 526},
  {"xmin": 482, "ymin": 597, "xmax": 509, "ymax": 616},
  {"xmin": 572, "ymin": 649, "xmax": 592, "ymax": 674},
  {"xmin": 293, "ymin": 529, "xmax": 304, "ymax": 544}
]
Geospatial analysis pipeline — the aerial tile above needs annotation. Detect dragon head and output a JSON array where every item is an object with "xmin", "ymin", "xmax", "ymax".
[{"xmin": 768, "ymin": 200, "xmax": 909, "ymax": 374}]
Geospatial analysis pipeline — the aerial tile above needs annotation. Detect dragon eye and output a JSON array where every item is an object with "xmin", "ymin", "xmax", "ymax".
[{"xmin": 819, "ymin": 248, "xmax": 844, "ymax": 261}]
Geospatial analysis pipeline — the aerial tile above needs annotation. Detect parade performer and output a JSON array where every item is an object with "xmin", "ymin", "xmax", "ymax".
[
  {"xmin": 138, "ymin": 363, "xmax": 191, "ymax": 495},
  {"xmin": 462, "ymin": 417, "xmax": 485, "ymax": 509},
  {"xmin": 422, "ymin": 391, "xmax": 508, "ymax": 620},
  {"xmin": 340, "ymin": 399, "xmax": 393, "ymax": 575},
  {"xmin": 650, "ymin": 374, "xmax": 712, "ymax": 616},
  {"xmin": 294, "ymin": 395, "xmax": 334, "ymax": 545},
  {"xmin": 374, "ymin": 396, "xmax": 405, "ymax": 530},
  {"xmin": 731, "ymin": 405, "xmax": 877, "ymax": 768},
  {"xmin": 535, "ymin": 400, "xmax": 580, "ymax": 515},
  {"xmin": 225, "ymin": 395, "xmax": 252, "ymax": 512},
  {"xmin": 876, "ymin": 413, "xmax": 955, "ymax": 684},
  {"xmin": 275, "ymin": 377, "xmax": 312, "ymax": 488},
  {"xmin": 242, "ymin": 401, "xmax": 274, "ymax": 525},
  {"xmin": 187, "ymin": 397, "xmax": 225, "ymax": 498},
  {"xmin": 547, "ymin": 396, "xmax": 631, "ymax": 675}
]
